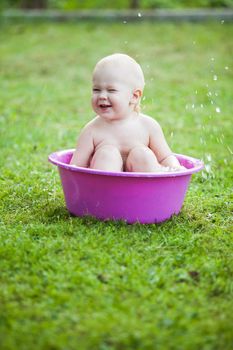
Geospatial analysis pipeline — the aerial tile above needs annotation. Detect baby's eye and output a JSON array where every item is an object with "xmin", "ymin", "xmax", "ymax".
[
  {"xmin": 108, "ymin": 89, "xmax": 117, "ymax": 92},
  {"xmin": 93, "ymin": 88, "xmax": 100, "ymax": 92}
]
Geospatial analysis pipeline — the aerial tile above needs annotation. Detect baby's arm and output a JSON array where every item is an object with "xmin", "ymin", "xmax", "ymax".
[
  {"xmin": 147, "ymin": 118, "xmax": 183, "ymax": 169},
  {"xmin": 70, "ymin": 124, "xmax": 95, "ymax": 168}
]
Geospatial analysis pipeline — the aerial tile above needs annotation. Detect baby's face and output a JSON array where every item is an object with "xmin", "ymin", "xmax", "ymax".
[{"xmin": 92, "ymin": 62, "xmax": 136, "ymax": 121}]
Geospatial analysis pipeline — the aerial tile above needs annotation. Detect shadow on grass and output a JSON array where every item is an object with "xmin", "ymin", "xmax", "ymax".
[
  {"xmin": 44, "ymin": 205, "xmax": 71, "ymax": 222},
  {"xmin": 42, "ymin": 201, "xmax": 189, "ymax": 229}
]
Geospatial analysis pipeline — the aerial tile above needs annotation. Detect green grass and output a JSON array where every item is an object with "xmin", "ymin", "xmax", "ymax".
[{"xmin": 0, "ymin": 21, "xmax": 233, "ymax": 350}]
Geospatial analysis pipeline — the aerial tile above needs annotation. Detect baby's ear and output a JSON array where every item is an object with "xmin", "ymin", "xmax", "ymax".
[{"xmin": 131, "ymin": 89, "xmax": 142, "ymax": 103}]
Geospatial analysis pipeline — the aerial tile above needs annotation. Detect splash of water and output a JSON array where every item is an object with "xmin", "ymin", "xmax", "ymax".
[
  {"xmin": 205, "ymin": 164, "xmax": 211, "ymax": 173},
  {"xmin": 200, "ymin": 137, "xmax": 206, "ymax": 145},
  {"xmin": 213, "ymin": 75, "xmax": 218, "ymax": 81},
  {"xmin": 216, "ymin": 107, "xmax": 221, "ymax": 113}
]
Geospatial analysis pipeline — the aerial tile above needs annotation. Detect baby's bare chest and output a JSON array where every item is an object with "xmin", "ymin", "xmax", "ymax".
[{"xmin": 94, "ymin": 122, "xmax": 149, "ymax": 153}]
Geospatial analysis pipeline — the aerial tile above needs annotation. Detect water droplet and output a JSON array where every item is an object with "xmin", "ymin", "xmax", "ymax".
[
  {"xmin": 221, "ymin": 20, "xmax": 225, "ymax": 24},
  {"xmin": 207, "ymin": 91, "xmax": 212, "ymax": 96},
  {"xmin": 211, "ymin": 57, "xmax": 215, "ymax": 61},
  {"xmin": 142, "ymin": 96, "xmax": 146, "ymax": 101},
  {"xmin": 211, "ymin": 100, "xmax": 214, "ymax": 105},
  {"xmin": 205, "ymin": 164, "xmax": 211, "ymax": 173},
  {"xmin": 195, "ymin": 90, "xmax": 198, "ymax": 94},
  {"xmin": 123, "ymin": 20, "xmax": 127, "ymax": 24},
  {"xmin": 215, "ymin": 92, "xmax": 218, "ymax": 96},
  {"xmin": 224, "ymin": 159, "xmax": 228, "ymax": 164},
  {"xmin": 202, "ymin": 172, "xmax": 207, "ymax": 180},
  {"xmin": 191, "ymin": 104, "xmax": 195, "ymax": 109},
  {"xmin": 200, "ymin": 137, "xmax": 206, "ymax": 145},
  {"xmin": 213, "ymin": 75, "xmax": 218, "ymax": 81},
  {"xmin": 206, "ymin": 154, "xmax": 212, "ymax": 162},
  {"xmin": 200, "ymin": 104, "xmax": 204, "ymax": 108},
  {"xmin": 216, "ymin": 107, "xmax": 221, "ymax": 113},
  {"xmin": 170, "ymin": 131, "xmax": 174, "ymax": 138},
  {"xmin": 224, "ymin": 66, "xmax": 229, "ymax": 70},
  {"xmin": 138, "ymin": 12, "xmax": 142, "ymax": 17}
]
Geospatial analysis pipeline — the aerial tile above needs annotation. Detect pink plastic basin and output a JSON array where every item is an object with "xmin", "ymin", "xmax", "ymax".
[{"xmin": 48, "ymin": 149, "xmax": 204, "ymax": 224}]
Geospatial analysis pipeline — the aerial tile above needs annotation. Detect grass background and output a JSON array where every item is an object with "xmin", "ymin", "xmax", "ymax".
[
  {"xmin": 3, "ymin": 0, "xmax": 233, "ymax": 10},
  {"xmin": 0, "ymin": 20, "xmax": 233, "ymax": 349}
]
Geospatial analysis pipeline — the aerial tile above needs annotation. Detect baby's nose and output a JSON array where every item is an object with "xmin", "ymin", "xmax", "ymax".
[{"xmin": 99, "ymin": 90, "xmax": 107, "ymax": 99}]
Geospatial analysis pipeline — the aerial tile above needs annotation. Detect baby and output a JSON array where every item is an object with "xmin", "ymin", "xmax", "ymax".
[{"xmin": 70, "ymin": 53, "xmax": 184, "ymax": 172}]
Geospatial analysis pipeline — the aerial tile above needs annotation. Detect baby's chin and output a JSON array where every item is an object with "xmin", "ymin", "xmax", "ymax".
[
  {"xmin": 97, "ymin": 112, "xmax": 124, "ymax": 121},
  {"xmin": 94, "ymin": 107, "xmax": 134, "ymax": 121}
]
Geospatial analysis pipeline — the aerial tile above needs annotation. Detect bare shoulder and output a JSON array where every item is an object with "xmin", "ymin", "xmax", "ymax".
[
  {"xmin": 79, "ymin": 116, "xmax": 100, "ymax": 134},
  {"xmin": 82, "ymin": 116, "xmax": 98, "ymax": 129},
  {"xmin": 139, "ymin": 113, "xmax": 162, "ymax": 131}
]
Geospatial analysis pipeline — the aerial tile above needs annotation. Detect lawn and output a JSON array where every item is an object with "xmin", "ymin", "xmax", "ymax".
[{"xmin": 0, "ymin": 19, "xmax": 232, "ymax": 350}]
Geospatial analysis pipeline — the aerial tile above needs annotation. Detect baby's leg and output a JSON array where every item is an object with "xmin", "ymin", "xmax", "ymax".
[
  {"xmin": 126, "ymin": 146, "xmax": 163, "ymax": 172},
  {"xmin": 90, "ymin": 145, "xmax": 123, "ymax": 172}
]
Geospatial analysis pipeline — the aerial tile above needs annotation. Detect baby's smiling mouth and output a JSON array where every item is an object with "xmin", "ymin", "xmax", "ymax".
[{"xmin": 99, "ymin": 104, "xmax": 112, "ymax": 109}]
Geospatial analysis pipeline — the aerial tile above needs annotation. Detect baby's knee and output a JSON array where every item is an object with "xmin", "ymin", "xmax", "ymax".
[
  {"xmin": 126, "ymin": 146, "xmax": 159, "ymax": 172},
  {"xmin": 96, "ymin": 145, "xmax": 121, "ymax": 160},
  {"xmin": 127, "ymin": 146, "xmax": 156, "ymax": 163},
  {"xmin": 90, "ymin": 145, "xmax": 123, "ymax": 170}
]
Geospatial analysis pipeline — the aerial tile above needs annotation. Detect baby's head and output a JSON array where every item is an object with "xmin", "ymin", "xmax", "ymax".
[{"xmin": 92, "ymin": 53, "xmax": 145, "ymax": 113}]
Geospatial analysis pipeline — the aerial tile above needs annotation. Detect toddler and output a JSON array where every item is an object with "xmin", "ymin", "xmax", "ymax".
[{"xmin": 70, "ymin": 53, "xmax": 184, "ymax": 172}]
